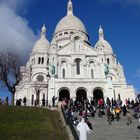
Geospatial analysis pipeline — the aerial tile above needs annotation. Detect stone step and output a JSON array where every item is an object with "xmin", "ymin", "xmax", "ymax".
[{"xmin": 86, "ymin": 114, "xmax": 140, "ymax": 140}]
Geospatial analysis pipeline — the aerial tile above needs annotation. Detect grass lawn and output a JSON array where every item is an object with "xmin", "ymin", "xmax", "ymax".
[{"xmin": 0, "ymin": 106, "xmax": 68, "ymax": 140}]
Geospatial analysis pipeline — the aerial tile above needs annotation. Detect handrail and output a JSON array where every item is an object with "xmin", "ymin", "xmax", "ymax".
[{"xmin": 61, "ymin": 106, "xmax": 79, "ymax": 140}]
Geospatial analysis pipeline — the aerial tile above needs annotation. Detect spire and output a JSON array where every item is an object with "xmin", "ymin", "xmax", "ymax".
[
  {"xmin": 67, "ymin": 0, "xmax": 73, "ymax": 15},
  {"xmin": 41, "ymin": 24, "xmax": 46, "ymax": 38},
  {"xmin": 118, "ymin": 61, "xmax": 121, "ymax": 66},
  {"xmin": 99, "ymin": 25, "xmax": 104, "ymax": 40}
]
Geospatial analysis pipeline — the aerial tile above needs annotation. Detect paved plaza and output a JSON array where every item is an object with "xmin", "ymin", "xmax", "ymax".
[{"xmin": 77, "ymin": 113, "xmax": 140, "ymax": 140}]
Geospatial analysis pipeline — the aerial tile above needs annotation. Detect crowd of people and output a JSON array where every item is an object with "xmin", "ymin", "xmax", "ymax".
[{"xmin": 61, "ymin": 96, "xmax": 140, "ymax": 132}]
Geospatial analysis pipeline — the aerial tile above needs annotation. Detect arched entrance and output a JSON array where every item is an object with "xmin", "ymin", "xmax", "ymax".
[
  {"xmin": 76, "ymin": 89, "xmax": 87, "ymax": 101},
  {"xmin": 93, "ymin": 89, "xmax": 104, "ymax": 103},
  {"xmin": 59, "ymin": 89, "xmax": 70, "ymax": 101}
]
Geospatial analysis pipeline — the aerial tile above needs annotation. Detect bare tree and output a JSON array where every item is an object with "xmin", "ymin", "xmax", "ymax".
[
  {"xmin": 33, "ymin": 81, "xmax": 43, "ymax": 106},
  {"xmin": 0, "ymin": 50, "xmax": 21, "ymax": 106}
]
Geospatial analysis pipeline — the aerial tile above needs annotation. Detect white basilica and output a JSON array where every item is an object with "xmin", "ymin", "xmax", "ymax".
[{"xmin": 15, "ymin": 0, "xmax": 135, "ymax": 106}]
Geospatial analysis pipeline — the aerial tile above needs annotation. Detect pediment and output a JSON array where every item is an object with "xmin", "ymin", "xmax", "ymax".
[{"xmin": 58, "ymin": 41, "xmax": 97, "ymax": 56}]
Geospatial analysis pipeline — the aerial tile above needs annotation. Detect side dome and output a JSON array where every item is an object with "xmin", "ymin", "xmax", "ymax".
[
  {"xmin": 95, "ymin": 39, "xmax": 113, "ymax": 53},
  {"xmin": 32, "ymin": 38, "xmax": 49, "ymax": 53},
  {"xmin": 32, "ymin": 25, "xmax": 50, "ymax": 53},
  {"xmin": 54, "ymin": 15, "xmax": 87, "ymax": 34},
  {"xmin": 95, "ymin": 26, "xmax": 113, "ymax": 53}
]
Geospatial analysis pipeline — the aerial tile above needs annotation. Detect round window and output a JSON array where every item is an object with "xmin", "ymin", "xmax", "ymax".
[{"xmin": 36, "ymin": 75, "xmax": 44, "ymax": 82}]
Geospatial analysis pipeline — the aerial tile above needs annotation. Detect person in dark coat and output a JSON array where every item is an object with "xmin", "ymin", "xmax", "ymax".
[
  {"xmin": 122, "ymin": 105, "xmax": 127, "ymax": 116},
  {"xmin": 23, "ymin": 97, "xmax": 27, "ymax": 106}
]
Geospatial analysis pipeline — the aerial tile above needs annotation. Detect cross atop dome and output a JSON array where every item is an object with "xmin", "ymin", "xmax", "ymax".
[{"xmin": 67, "ymin": 0, "xmax": 73, "ymax": 15}]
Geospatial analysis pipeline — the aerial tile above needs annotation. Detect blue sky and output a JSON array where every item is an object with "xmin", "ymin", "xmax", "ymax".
[{"xmin": 0, "ymin": 0, "xmax": 140, "ymax": 100}]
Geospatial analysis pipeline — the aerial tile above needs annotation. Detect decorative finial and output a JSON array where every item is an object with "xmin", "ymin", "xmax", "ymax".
[
  {"xmin": 118, "ymin": 61, "xmax": 121, "ymax": 66},
  {"xmin": 41, "ymin": 24, "xmax": 46, "ymax": 38},
  {"xmin": 99, "ymin": 25, "xmax": 104, "ymax": 39},
  {"xmin": 67, "ymin": 0, "xmax": 73, "ymax": 15}
]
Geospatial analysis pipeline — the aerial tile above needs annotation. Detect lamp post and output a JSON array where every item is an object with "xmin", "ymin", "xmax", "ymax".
[
  {"xmin": 113, "ymin": 89, "xmax": 116, "ymax": 100},
  {"xmin": 46, "ymin": 73, "xmax": 50, "ymax": 107}
]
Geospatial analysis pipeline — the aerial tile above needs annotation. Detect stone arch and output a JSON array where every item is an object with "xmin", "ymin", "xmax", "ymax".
[
  {"xmin": 110, "ymin": 73, "xmax": 117, "ymax": 82},
  {"xmin": 58, "ymin": 87, "xmax": 70, "ymax": 101},
  {"xmin": 59, "ymin": 60, "xmax": 68, "ymax": 78},
  {"xmin": 93, "ymin": 87, "xmax": 104, "ymax": 103},
  {"xmin": 87, "ymin": 59, "xmax": 97, "ymax": 66},
  {"xmin": 75, "ymin": 87, "xmax": 87, "ymax": 101},
  {"xmin": 59, "ymin": 58, "xmax": 70, "ymax": 66},
  {"xmin": 70, "ymin": 32, "xmax": 84, "ymax": 41}
]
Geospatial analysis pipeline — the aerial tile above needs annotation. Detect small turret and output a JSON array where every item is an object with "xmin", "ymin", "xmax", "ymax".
[
  {"xmin": 99, "ymin": 25, "xmax": 104, "ymax": 40},
  {"xmin": 32, "ymin": 24, "xmax": 49, "ymax": 53},
  {"xmin": 29, "ymin": 24, "xmax": 50, "ymax": 82},
  {"xmin": 41, "ymin": 24, "xmax": 46, "ymax": 38},
  {"xmin": 95, "ymin": 25, "xmax": 113, "ymax": 54},
  {"xmin": 67, "ymin": 0, "xmax": 73, "ymax": 15},
  {"xmin": 117, "ymin": 62, "xmax": 126, "ymax": 83}
]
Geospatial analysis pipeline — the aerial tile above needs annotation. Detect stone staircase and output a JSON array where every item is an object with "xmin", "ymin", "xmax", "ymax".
[{"xmin": 86, "ymin": 113, "xmax": 140, "ymax": 140}]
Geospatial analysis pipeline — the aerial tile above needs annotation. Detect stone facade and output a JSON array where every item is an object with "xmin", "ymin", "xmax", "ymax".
[{"xmin": 15, "ymin": 0, "xmax": 136, "ymax": 106}]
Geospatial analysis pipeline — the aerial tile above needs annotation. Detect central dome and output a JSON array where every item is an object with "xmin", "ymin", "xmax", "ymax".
[
  {"xmin": 54, "ymin": 0, "xmax": 87, "ymax": 35},
  {"xmin": 54, "ymin": 15, "xmax": 87, "ymax": 34}
]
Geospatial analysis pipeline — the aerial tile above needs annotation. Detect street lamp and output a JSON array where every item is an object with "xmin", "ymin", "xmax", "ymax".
[
  {"xmin": 46, "ymin": 73, "xmax": 50, "ymax": 106},
  {"xmin": 113, "ymin": 89, "xmax": 116, "ymax": 100}
]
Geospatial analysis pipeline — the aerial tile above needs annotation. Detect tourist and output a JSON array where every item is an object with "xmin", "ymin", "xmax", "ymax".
[
  {"xmin": 138, "ymin": 115, "xmax": 140, "ymax": 130},
  {"xmin": 42, "ymin": 98, "xmax": 45, "ymax": 107},
  {"xmin": 122, "ymin": 104, "xmax": 127, "ymax": 116},
  {"xmin": 85, "ymin": 118, "xmax": 93, "ymax": 130},
  {"xmin": 110, "ymin": 107, "xmax": 115, "ymax": 121},
  {"xmin": 34, "ymin": 100, "xmax": 37, "ymax": 106},
  {"xmin": 52, "ymin": 96, "xmax": 55, "ymax": 107},
  {"xmin": 19, "ymin": 98, "xmax": 22, "ymax": 106},
  {"xmin": 106, "ymin": 97, "xmax": 111, "ymax": 107},
  {"xmin": 77, "ymin": 118, "xmax": 91, "ymax": 140},
  {"xmin": 107, "ymin": 107, "xmax": 112, "ymax": 125},
  {"xmin": 5, "ymin": 97, "xmax": 8, "ymax": 105},
  {"xmin": 23, "ymin": 97, "xmax": 27, "ymax": 106},
  {"xmin": 115, "ymin": 107, "xmax": 121, "ymax": 121},
  {"xmin": 98, "ymin": 109, "xmax": 103, "ymax": 118},
  {"xmin": 0, "ymin": 98, "xmax": 2, "ymax": 105},
  {"xmin": 126, "ymin": 111, "xmax": 132, "ymax": 125}
]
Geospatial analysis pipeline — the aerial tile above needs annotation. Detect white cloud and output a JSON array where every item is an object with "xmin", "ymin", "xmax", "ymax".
[
  {"xmin": 0, "ymin": 0, "xmax": 32, "ymax": 12},
  {"xmin": 0, "ymin": 2, "xmax": 37, "ymax": 62},
  {"xmin": 98, "ymin": 0, "xmax": 140, "ymax": 6}
]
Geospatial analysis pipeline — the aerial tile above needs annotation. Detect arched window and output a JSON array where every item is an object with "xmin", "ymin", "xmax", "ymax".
[
  {"xmin": 31, "ymin": 94, "xmax": 34, "ymax": 105},
  {"xmin": 89, "ymin": 61, "xmax": 94, "ymax": 67},
  {"xmin": 32, "ymin": 59, "xmax": 34, "ymax": 65},
  {"xmin": 74, "ymin": 36, "xmax": 80, "ymax": 40},
  {"xmin": 47, "ymin": 58, "xmax": 49, "ymax": 65},
  {"xmin": 107, "ymin": 58, "xmax": 110, "ymax": 64},
  {"xmin": 75, "ymin": 58, "xmax": 81, "ymax": 75},
  {"xmin": 91, "ymin": 69, "xmax": 94, "ymax": 79},
  {"xmin": 42, "ymin": 57, "xmax": 44, "ymax": 64},
  {"xmin": 38, "ymin": 57, "xmax": 41, "ymax": 64},
  {"xmin": 62, "ymin": 69, "xmax": 65, "ymax": 78},
  {"xmin": 34, "ymin": 58, "xmax": 35, "ymax": 64}
]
